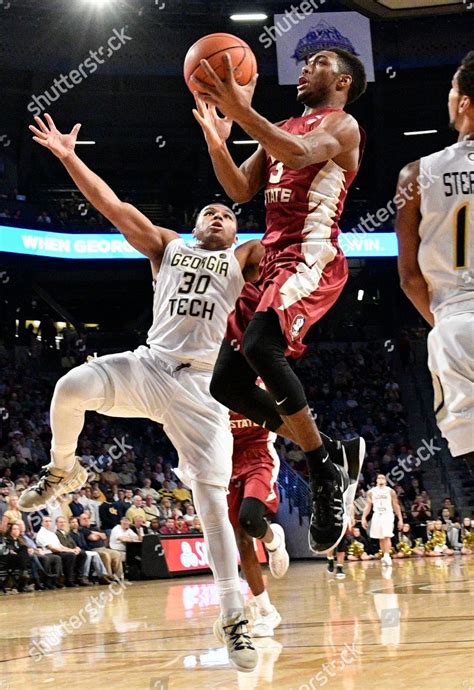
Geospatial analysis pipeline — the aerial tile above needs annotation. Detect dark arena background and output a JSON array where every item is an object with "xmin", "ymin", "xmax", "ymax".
[{"xmin": 0, "ymin": 1, "xmax": 473, "ymax": 689}]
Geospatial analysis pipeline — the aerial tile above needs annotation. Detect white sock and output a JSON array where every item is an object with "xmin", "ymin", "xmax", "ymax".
[
  {"xmin": 265, "ymin": 528, "xmax": 281, "ymax": 552},
  {"xmin": 254, "ymin": 590, "xmax": 273, "ymax": 615}
]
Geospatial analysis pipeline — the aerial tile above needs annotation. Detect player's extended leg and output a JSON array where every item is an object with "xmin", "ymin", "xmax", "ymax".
[
  {"xmin": 190, "ymin": 481, "xmax": 257, "ymax": 671},
  {"xmin": 233, "ymin": 525, "xmax": 281, "ymax": 638},
  {"xmin": 239, "ymin": 497, "xmax": 289, "ymax": 580},
  {"xmin": 241, "ymin": 310, "xmax": 351, "ymax": 554},
  {"xmin": 18, "ymin": 363, "xmax": 105, "ymax": 510}
]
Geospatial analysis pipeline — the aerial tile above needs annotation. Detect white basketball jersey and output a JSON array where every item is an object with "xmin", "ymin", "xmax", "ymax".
[
  {"xmin": 418, "ymin": 140, "xmax": 474, "ymax": 319},
  {"xmin": 147, "ymin": 239, "xmax": 244, "ymax": 368},
  {"xmin": 371, "ymin": 486, "xmax": 393, "ymax": 517}
]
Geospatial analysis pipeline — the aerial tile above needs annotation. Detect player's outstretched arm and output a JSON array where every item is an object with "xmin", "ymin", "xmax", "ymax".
[
  {"xmin": 395, "ymin": 160, "xmax": 434, "ymax": 327},
  {"xmin": 29, "ymin": 114, "xmax": 178, "ymax": 262},
  {"xmin": 193, "ymin": 94, "xmax": 266, "ymax": 203},
  {"xmin": 194, "ymin": 55, "xmax": 360, "ymax": 169}
]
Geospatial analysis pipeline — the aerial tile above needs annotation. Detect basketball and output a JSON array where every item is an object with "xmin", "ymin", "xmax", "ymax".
[{"xmin": 183, "ymin": 32, "xmax": 257, "ymax": 93}]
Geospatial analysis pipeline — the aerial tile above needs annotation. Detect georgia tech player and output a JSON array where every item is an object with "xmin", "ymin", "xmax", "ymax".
[
  {"xmin": 396, "ymin": 51, "xmax": 474, "ymax": 468},
  {"xmin": 20, "ymin": 113, "xmax": 264, "ymax": 672}
]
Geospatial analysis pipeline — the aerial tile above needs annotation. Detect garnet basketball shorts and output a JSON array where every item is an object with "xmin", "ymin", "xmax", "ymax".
[
  {"xmin": 86, "ymin": 345, "xmax": 233, "ymax": 488},
  {"xmin": 227, "ymin": 444, "xmax": 280, "ymax": 528},
  {"xmin": 225, "ymin": 240, "xmax": 348, "ymax": 358}
]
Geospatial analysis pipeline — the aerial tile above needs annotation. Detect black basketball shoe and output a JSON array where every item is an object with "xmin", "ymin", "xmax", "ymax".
[
  {"xmin": 308, "ymin": 463, "xmax": 350, "ymax": 554},
  {"xmin": 321, "ymin": 434, "xmax": 366, "ymax": 508}
]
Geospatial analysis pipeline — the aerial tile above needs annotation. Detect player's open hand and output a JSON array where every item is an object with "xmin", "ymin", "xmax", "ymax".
[
  {"xmin": 191, "ymin": 53, "xmax": 258, "ymax": 121},
  {"xmin": 29, "ymin": 113, "xmax": 81, "ymax": 160},
  {"xmin": 192, "ymin": 93, "xmax": 232, "ymax": 150}
]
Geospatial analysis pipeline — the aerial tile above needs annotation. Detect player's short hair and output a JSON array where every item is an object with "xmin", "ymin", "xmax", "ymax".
[
  {"xmin": 458, "ymin": 50, "xmax": 474, "ymax": 102},
  {"xmin": 330, "ymin": 48, "xmax": 367, "ymax": 104}
]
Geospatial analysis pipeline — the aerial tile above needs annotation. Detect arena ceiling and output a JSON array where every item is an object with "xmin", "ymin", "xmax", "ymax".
[{"xmin": 344, "ymin": 0, "xmax": 466, "ymax": 17}]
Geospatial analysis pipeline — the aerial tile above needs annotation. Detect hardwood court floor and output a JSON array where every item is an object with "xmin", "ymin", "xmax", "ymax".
[{"xmin": 1, "ymin": 557, "xmax": 473, "ymax": 690}]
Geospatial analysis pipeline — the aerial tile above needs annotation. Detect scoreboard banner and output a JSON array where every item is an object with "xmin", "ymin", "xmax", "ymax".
[{"xmin": 0, "ymin": 225, "xmax": 398, "ymax": 259}]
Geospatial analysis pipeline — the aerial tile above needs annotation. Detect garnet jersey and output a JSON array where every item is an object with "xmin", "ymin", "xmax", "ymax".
[
  {"xmin": 230, "ymin": 410, "xmax": 276, "ymax": 456},
  {"xmin": 263, "ymin": 108, "xmax": 365, "ymax": 250}
]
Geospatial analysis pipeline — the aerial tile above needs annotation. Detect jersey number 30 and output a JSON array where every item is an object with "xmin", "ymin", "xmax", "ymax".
[{"xmin": 178, "ymin": 272, "xmax": 211, "ymax": 294}]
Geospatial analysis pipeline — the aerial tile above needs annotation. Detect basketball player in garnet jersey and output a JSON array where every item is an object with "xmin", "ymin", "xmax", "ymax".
[
  {"xmin": 396, "ymin": 51, "xmax": 474, "ymax": 469},
  {"xmin": 19, "ymin": 113, "xmax": 265, "ymax": 672},
  {"xmin": 227, "ymin": 402, "xmax": 288, "ymax": 638},
  {"xmin": 192, "ymin": 48, "xmax": 367, "ymax": 554},
  {"xmin": 362, "ymin": 474, "xmax": 403, "ymax": 567}
]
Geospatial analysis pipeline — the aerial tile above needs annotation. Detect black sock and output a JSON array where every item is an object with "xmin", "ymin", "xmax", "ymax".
[{"xmin": 305, "ymin": 444, "xmax": 338, "ymax": 481}]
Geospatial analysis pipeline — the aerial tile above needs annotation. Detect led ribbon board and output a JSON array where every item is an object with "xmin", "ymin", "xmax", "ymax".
[{"xmin": 0, "ymin": 225, "xmax": 398, "ymax": 259}]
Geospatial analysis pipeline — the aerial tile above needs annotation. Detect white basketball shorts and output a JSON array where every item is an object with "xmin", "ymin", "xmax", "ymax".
[
  {"xmin": 428, "ymin": 311, "xmax": 474, "ymax": 458},
  {"xmin": 87, "ymin": 345, "xmax": 233, "ymax": 489},
  {"xmin": 370, "ymin": 513, "xmax": 394, "ymax": 539}
]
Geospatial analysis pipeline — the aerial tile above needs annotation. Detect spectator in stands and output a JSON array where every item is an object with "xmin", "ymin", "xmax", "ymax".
[
  {"xmin": 49, "ymin": 493, "xmax": 73, "ymax": 529},
  {"xmin": 99, "ymin": 490, "xmax": 122, "ymax": 534},
  {"xmin": 88, "ymin": 486, "xmax": 103, "ymax": 528},
  {"xmin": 159, "ymin": 480, "xmax": 175, "ymax": 500},
  {"xmin": 125, "ymin": 495, "xmax": 147, "ymax": 524},
  {"xmin": 78, "ymin": 513, "xmax": 123, "ymax": 580},
  {"xmin": 141, "ymin": 478, "xmax": 160, "ymax": 502},
  {"xmin": 55, "ymin": 516, "xmax": 90, "ymax": 585},
  {"xmin": 131, "ymin": 515, "xmax": 149, "ymax": 540},
  {"xmin": 19, "ymin": 521, "xmax": 62, "ymax": 589},
  {"xmin": 189, "ymin": 516, "xmax": 203, "ymax": 534},
  {"xmin": 1, "ymin": 494, "xmax": 22, "ymax": 533},
  {"xmin": 461, "ymin": 518, "xmax": 474, "ymax": 555},
  {"xmin": 117, "ymin": 464, "xmax": 135, "ymax": 487},
  {"xmin": 172, "ymin": 480, "xmax": 192, "ymax": 504},
  {"xmin": 148, "ymin": 518, "xmax": 161, "ymax": 535},
  {"xmin": 160, "ymin": 518, "xmax": 176, "ymax": 535},
  {"xmin": 3, "ymin": 523, "xmax": 32, "ymax": 591},
  {"xmin": 174, "ymin": 516, "xmax": 189, "ymax": 534},
  {"xmin": 36, "ymin": 211, "xmax": 51, "ymax": 224},
  {"xmin": 158, "ymin": 497, "xmax": 173, "ymax": 520},
  {"xmin": 109, "ymin": 517, "xmax": 139, "ymax": 561},
  {"xmin": 36, "ymin": 516, "xmax": 81, "ymax": 587},
  {"xmin": 410, "ymin": 494, "xmax": 432, "ymax": 524},
  {"xmin": 183, "ymin": 504, "xmax": 196, "ymax": 524},
  {"xmin": 437, "ymin": 497, "xmax": 461, "ymax": 522},
  {"xmin": 68, "ymin": 516, "xmax": 111, "ymax": 583},
  {"xmin": 143, "ymin": 495, "xmax": 159, "ymax": 524},
  {"xmin": 69, "ymin": 491, "xmax": 85, "ymax": 518}
]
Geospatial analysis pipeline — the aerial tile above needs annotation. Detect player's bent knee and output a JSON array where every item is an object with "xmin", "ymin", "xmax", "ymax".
[
  {"xmin": 52, "ymin": 364, "xmax": 105, "ymax": 410},
  {"xmin": 238, "ymin": 497, "xmax": 268, "ymax": 539}
]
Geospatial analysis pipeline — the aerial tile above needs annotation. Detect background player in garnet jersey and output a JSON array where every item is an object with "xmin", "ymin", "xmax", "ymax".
[
  {"xmin": 192, "ymin": 47, "xmax": 367, "ymax": 555},
  {"xmin": 229, "ymin": 394, "xmax": 289, "ymax": 638}
]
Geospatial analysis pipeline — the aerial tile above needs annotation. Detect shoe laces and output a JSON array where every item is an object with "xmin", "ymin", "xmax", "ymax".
[
  {"xmin": 223, "ymin": 618, "xmax": 255, "ymax": 651},
  {"xmin": 33, "ymin": 465, "xmax": 64, "ymax": 496},
  {"xmin": 312, "ymin": 479, "xmax": 343, "ymax": 527}
]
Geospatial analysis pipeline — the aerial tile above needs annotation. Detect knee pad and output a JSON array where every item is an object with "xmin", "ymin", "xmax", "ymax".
[
  {"xmin": 238, "ymin": 497, "xmax": 268, "ymax": 539},
  {"xmin": 53, "ymin": 364, "xmax": 105, "ymax": 409},
  {"xmin": 191, "ymin": 482, "xmax": 228, "ymax": 530}
]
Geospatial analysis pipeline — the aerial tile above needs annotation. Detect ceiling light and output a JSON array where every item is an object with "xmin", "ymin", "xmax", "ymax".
[
  {"xmin": 230, "ymin": 13, "xmax": 268, "ymax": 21},
  {"xmin": 403, "ymin": 129, "xmax": 437, "ymax": 136}
]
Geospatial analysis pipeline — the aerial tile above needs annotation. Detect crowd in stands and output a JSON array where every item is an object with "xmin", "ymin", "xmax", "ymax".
[
  {"xmin": 278, "ymin": 342, "xmax": 473, "ymax": 559},
  {"xmin": 0, "ymin": 334, "xmax": 472, "ymax": 593}
]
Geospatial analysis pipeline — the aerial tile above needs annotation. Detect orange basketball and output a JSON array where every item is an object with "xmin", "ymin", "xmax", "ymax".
[{"xmin": 183, "ymin": 32, "xmax": 257, "ymax": 93}]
